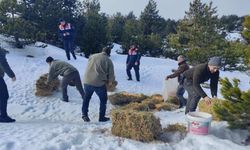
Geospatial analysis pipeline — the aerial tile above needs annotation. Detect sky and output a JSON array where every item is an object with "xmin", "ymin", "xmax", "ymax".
[{"xmin": 99, "ymin": 0, "xmax": 250, "ymax": 20}]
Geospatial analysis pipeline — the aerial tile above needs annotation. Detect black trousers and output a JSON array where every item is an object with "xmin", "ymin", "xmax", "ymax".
[
  {"xmin": 0, "ymin": 77, "xmax": 9, "ymax": 117},
  {"xmin": 126, "ymin": 63, "xmax": 140, "ymax": 81}
]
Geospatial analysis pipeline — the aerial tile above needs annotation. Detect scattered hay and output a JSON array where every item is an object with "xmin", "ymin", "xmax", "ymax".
[
  {"xmin": 111, "ymin": 109, "xmax": 162, "ymax": 142},
  {"xmin": 121, "ymin": 102, "xmax": 156, "ymax": 111},
  {"xmin": 159, "ymin": 123, "xmax": 187, "ymax": 142},
  {"xmin": 198, "ymin": 98, "xmax": 223, "ymax": 121},
  {"xmin": 35, "ymin": 73, "xmax": 60, "ymax": 96},
  {"xmin": 167, "ymin": 96, "xmax": 179, "ymax": 105},
  {"xmin": 107, "ymin": 80, "xmax": 118, "ymax": 92},
  {"xmin": 155, "ymin": 102, "xmax": 179, "ymax": 111},
  {"xmin": 108, "ymin": 92, "xmax": 148, "ymax": 106}
]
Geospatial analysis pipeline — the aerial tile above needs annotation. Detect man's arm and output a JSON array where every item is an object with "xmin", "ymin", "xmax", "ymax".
[
  {"xmin": 167, "ymin": 65, "xmax": 186, "ymax": 79},
  {"xmin": 0, "ymin": 50, "xmax": 15, "ymax": 78},
  {"xmin": 210, "ymin": 71, "xmax": 219, "ymax": 97},
  {"xmin": 107, "ymin": 59, "xmax": 115, "ymax": 83}
]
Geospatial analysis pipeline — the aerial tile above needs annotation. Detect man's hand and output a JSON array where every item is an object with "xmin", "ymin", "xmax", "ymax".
[
  {"xmin": 204, "ymin": 96, "xmax": 212, "ymax": 105},
  {"xmin": 135, "ymin": 62, "xmax": 138, "ymax": 65},
  {"xmin": 165, "ymin": 76, "xmax": 170, "ymax": 80},
  {"xmin": 12, "ymin": 77, "xmax": 16, "ymax": 81}
]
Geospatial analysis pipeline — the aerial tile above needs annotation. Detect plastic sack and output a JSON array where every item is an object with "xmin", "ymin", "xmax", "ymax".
[{"xmin": 163, "ymin": 78, "xmax": 179, "ymax": 101}]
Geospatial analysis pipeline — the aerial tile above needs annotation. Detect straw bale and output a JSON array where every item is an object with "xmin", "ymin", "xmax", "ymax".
[
  {"xmin": 198, "ymin": 98, "xmax": 223, "ymax": 121},
  {"xmin": 111, "ymin": 109, "xmax": 162, "ymax": 142},
  {"xmin": 35, "ymin": 73, "xmax": 60, "ymax": 96},
  {"xmin": 107, "ymin": 80, "xmax": 118, "ymax": 92},
  {"xmin": 108, "ymin": 92, "xmax": 148, "ymax": 106}
]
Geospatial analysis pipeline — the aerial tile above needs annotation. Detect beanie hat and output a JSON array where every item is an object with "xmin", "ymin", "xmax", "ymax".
[
  {"xmin": 208, "ymin": 56, "xmax": 221, "ymax": 67},
  {"xmin": 46, "ymin": 56, "xmax": 54, "ymax": 63}
]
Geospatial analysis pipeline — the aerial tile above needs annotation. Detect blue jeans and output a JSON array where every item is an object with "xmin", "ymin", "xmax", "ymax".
[
  {"xmin": 82, "ymin": 84, "xmax": 107, "ymax": 119},
  {"xmin": 0, "ymin": 77, "xmax": 9, "ymax": 117},
  {"xmin": 176, "ymin": 84, "xmax": 187, "ymax": 107}
]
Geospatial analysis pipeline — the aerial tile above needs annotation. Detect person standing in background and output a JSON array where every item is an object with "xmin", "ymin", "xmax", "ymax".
[
  {"xmin": 126, "ymin": 45, "xmax": 141, "ymax": 81},
  {"xmin": 0, "ymin": 48, "xmax": 16, "ymax": 123},
  {"xmin": 58, "ymin": 19, "xmax": 76, "ymax": 60}
]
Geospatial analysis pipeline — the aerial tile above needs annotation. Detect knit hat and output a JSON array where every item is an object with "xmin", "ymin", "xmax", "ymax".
[
  {"xmin": 46, "ymin": 56, "xmax": 54, "ymax": 63},
  {"xmin": 208, "ymin": 57, "xmax": 221, "ymax": 67}
]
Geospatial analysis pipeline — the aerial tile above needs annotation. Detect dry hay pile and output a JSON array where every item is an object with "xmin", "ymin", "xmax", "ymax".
[
  {"xmin": 111, "ymin": 109, "xmax": 162, "ymax": 142},
  {"xmin": 198, "ymin": 98, "xmax": 223, "ymax": 121},
  {"xmin": 106, "ymin": 80, "xmax": 118, "ymax": 92},
  {"xmin": 111, "ymin": 93, "xmax": 183, "ymax": 142},
  {"xmin": 35, "ymin": 73, "xmax": 60, "ymax": 96},
  {"xmin": 159, "ymin": 123, "xmax": 187, "ymax": 142},
  {"xmin": 108, "ymin": 92, "xmax": 148, "ymax": 105}
]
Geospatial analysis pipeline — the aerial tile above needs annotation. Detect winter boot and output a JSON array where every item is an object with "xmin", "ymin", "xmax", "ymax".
[
  {"xmin": 82, "ymin": 115, "xmax": 90, "ymax": 122},
  {"xmin": 99, "ymin": 117, "xmax": 110, "ymax": 122},
  {"xmin": 0, "ymin": 116, "xmax": 16, "ymax": 123}
]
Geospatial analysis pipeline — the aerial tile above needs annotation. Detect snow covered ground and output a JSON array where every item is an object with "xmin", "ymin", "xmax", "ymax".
[{"xmin": 0, "ymin": 35, "xmax": 249, "ymax": 150}]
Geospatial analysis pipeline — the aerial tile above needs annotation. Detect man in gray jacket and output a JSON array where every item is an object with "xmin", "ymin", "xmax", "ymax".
[
  {"xmin": 0, "ymin": 48, "xmax": 16, "ymax": 122},
  {"xmin": 46, "ymin": 56, "xmax": 85, "ymax": 102},
  {"xmin": 82, "ymin": 45, "xmax": 115, "ymax": 122}
]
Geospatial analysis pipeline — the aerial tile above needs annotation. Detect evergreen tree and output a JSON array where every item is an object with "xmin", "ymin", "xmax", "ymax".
[
  {"xmin": 168, "ymin": 0, "xmax": 226, "ymax": 65},
  {"xmin": 214, "ymin": 78, "xmax": 250, "ymax": 131},
  {"xmin": 0, "ymin": 0, "xmax": 36, "ymax": 48},
  {"xmin": 219, "ymin": 15, "xmax": 243, "ymax": 32},
  {"xmin": 108, "ymin": 12, "xmax": 125, "ymax": 43},
  {"xmin": 140, "ymin": 0, "xmax": 165, "ymax": 35},
  {"xmin": 242, "ymin": 15, "xmax": 250, "ymax": 44},
  {"xmin": 80, "ymin": 0, "xmax": 108, "ymax": 57},
  {"xmin": 121, "ymin": 12, "xmax": 141, "ymax": 53}
]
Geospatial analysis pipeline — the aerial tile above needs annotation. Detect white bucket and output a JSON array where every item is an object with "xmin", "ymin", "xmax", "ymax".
[{"xmin": 186, "ymin": 112, "xmax": 212, "ymax": 135}]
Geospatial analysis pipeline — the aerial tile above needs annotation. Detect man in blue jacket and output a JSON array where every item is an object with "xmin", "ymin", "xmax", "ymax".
[
  {"xmin": 0, "ymin": 48, "xmax": 16, "ymax": 123},
  {"xmin": 58, "ymin": 19, "xmax": 76, "ymax": 60},
  {"xmin": 126, "ymin": 45, "xmax": 141, "ymax": 81}
]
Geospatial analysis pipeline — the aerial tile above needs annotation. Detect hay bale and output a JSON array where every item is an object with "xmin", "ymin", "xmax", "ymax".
[
  {"xmin": 111, "ymin": 109, "xmax": 162, "ymax": 142},
  {"xmin": 167, "ymin": 96, "xmax": 179, "ymax": 105},
  {"xmin": 155, "ymin": 102, "xmax": 178, "ymax": 111},
  {"xmin": 159, "ymin": 123, "xmax": 187, "ymax": 142},
  {"xmin": 108, "ymin": 92, "xmax": 148, "ymax": 106},
  {"xmin": 198, "ymin": 98, "xmax": 223, "ymax": 121},
  {"xmin": 107, "ymin": 80, "xmax": 118, "ymax": 92},
  {"xmin": 35, "ymin": 73, "xmax": 60, "ymax": 96},
  {"xmin": 163, "ymin": 123, "xmax": 187, "ymax": 133},
  {"xmin": 121, "ymin": 102, "xmax": 156, "ymax": 111}
]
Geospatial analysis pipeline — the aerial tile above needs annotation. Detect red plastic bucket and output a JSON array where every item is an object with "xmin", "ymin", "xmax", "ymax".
[{"xmin": 186, "ymin": 112, "xmax": 212, "ymax": 135}]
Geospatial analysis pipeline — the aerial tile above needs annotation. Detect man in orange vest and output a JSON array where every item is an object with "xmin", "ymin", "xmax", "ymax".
[{"xmin": 58, "ymin": 19, "xmax": 76, "ymax": 60}]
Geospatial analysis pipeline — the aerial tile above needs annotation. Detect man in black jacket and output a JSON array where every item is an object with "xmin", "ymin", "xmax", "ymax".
[
  {"xmin": 166, "ymin": 55, "xmax": 189, "ymax": 108},
  {"xmin": 0, "ymin": 48, "xmax": 16, "ymax": 122},
  {"xmin": 183, "ymin": 57, "xmax": 221, "ymax": 114}
]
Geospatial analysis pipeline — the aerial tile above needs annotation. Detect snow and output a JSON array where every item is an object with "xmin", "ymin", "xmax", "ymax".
[
  {"xmin": 0, "ymin": 35, "xmax": 249, "ymax": 150},
  {"xmin": 225, "ymin": 32, "xmax": 245, "ymax": 42}
]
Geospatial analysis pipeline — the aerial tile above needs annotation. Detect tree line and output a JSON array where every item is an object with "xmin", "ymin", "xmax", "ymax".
[{"xmin": 0, "ymin": 0, "xmax": 249, "ymax": 70}]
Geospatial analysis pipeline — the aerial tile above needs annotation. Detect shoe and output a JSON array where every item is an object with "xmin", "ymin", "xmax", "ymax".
[
  {"xmin": 61, "ymin": 98, "xmax": 69, "ymax": 102},
  {"xmin": 137, "ymin": 79, "xmax": 140, "ymax": 82},
  {"xmin": 0, "ymin": 116, "xmax": 16, "ymax": 123},
  {"xmin": 82, "ymin": 115, "xmax": 90, "ymax": 122},
  {"xmin": 127, "ymin": 78, "xmax": 132, "ymax": 81},
  {"xmin": 99, "ymin": 117, "xmax": 110, "ymax": 122}
]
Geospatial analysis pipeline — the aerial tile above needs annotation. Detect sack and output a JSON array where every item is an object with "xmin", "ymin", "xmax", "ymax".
[{"xmin": 163, "ymin": 78, "xmax": 179, "ymax": 101}]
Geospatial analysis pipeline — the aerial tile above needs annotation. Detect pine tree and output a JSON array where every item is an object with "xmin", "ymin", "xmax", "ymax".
[
  {"xmin": 242, "ymin": 16, "xmax": 250, "ymax": 44},
  {"xmin": 214, "ymin": 78, "xmax": 250, "ymax": 131},
  {"xmin": 108, "ymin": 12, "xmax": 125, "ymax": 43},
  {"xmin": 168, "ymin": 0, "xmax": 226, "ymax": 65},
  {"xmin": 121, "ymin": 12, "xmax": 141, "ymax": 53},
  {"xmin": 80, "ymin": 0, "xmax": 108, "ymax": 57}
]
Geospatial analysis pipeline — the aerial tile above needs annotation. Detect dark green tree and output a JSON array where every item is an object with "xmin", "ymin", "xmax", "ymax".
[
  {"xmin": 108, "ymin": 12, "xmax": 125, "ymax": 43},
  {"xmin": 80, "ymin": 0, "xmax": 108, "ymax": 57},
  {"xmin": 168, "ymin": 0, "xmax": 226, "ymax": 65},
  {"xmin": 214, "ymin": 78, "xmax": 250, "ymax": 131},
  {"xmin": 242, "ymin": 15, "xmax": 250, "ymax": 44},
  {"xmin": 140, "ymin": 0, "xmax": 166, "ymax": 35}
]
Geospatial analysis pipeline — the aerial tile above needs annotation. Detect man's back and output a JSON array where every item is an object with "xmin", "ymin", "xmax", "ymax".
[{"xmin": 84, "ymin": 52, "xmax": 115, "ymax": 87}]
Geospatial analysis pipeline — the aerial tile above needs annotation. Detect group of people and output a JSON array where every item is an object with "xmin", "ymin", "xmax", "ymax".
[
  {"xmin": 166, "ymin": 55, "xmax": 221, "ymax": 114},
  {"xmin": 0, "ymin": 19, "xmax": 221, "ymax": 123}
]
